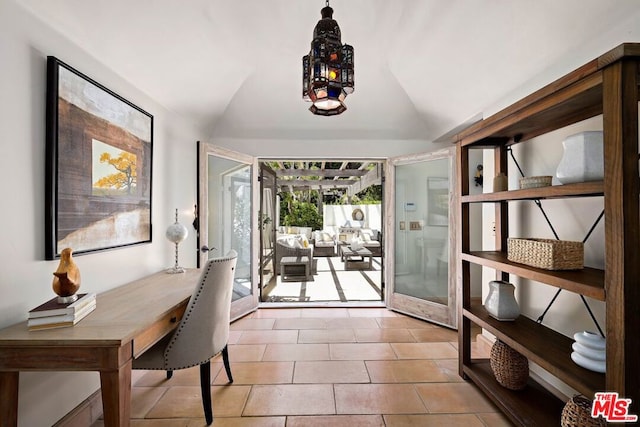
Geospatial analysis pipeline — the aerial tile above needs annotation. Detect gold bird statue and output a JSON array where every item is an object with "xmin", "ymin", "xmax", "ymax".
[{"xmin": 52, "ymin": 247, "xmax": 81, "ymax": 303}]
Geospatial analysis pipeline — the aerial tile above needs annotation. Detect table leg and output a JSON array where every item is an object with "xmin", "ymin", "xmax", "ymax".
[
  {"xmin": 100, "ymin": 358, "xmax": 132, "ymax": 427},
  {"xmin": 0, "ymin": 371, "xmax": 18, "ymax": 427}
]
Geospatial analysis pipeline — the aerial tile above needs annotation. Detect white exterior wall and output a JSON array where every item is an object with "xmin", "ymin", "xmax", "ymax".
[{"xmin": 323, "ymin": 204, "xmax": 383, "ymax": 233}]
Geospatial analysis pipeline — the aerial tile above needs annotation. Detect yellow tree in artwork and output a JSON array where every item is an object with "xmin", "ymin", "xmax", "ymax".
[{"xmin": 94, "ymin": 151, "xmax": 137, "ymax": 195}]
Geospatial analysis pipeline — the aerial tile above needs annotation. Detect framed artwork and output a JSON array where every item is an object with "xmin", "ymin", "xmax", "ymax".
[
  {"xmin": 45, "ymin": 56, "xmax": 153, "ymax": 260},
  {"xmin": 427, "ymin": 177, "xmax": 449, "ymax": 226}
]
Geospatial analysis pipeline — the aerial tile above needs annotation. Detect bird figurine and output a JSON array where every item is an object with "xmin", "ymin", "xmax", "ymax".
[{"xmin": 52, "ymin": 248, "xmax": 81, "ymax": 303}]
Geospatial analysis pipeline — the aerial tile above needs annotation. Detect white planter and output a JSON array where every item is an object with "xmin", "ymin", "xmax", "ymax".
[
  {"xmin": 572, "ymin": 342, "xmax": 605, "ymax": 361},
  {"xmin": 483, "ymin": 280, "xmax": 520, "ymax": 321},
  {"xmin": 571, "ymin": 351, "xmax": 606, "ymax": 373},
  {"xmin": 573, "ymin": 331, "xmax": 606, "ymax": 350},
  {"xmin": 555, "ymin": 131, "xmax": 604, "ymax": 184}
]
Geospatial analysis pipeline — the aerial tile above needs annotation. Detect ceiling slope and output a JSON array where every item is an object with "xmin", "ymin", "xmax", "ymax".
[{"xmin": 16, "ymin": 0, "xmax": 640, "ymax": 146}]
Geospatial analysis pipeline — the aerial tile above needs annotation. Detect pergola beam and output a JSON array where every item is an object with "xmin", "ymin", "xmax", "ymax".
[
  {"xmin": 347, "ymin": 164, "xmax": 382, "ymax": 196},
  {"xmin": 275, "ymin": 169, "xmax": 367, "ymax": 178},
  {"xmin": 277, "ymin": 179, "xmax": 357, "ymax": 188}
]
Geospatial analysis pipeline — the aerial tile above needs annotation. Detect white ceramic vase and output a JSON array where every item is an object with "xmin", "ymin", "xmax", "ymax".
[
  {"xmin": 484, "ymin": 280, "xmax": 520, "ymax": 321},
  {"xmin": 350, "ymin": 236, "xmax": 363, "ymax": 250},
  {"xmin": 555, "ymin": 131, "xmax": 604, "ymax": 184},
  {"xmin": 570, "ymin": 331, "xmax": 606, "ymax": 373}
]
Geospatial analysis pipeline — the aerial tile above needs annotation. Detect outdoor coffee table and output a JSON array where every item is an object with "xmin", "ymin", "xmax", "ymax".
[
  {"xmin": 280, "ymin": 255, "xmax": 310, "ymax": 281},
  {"xmin": 340, "ymin": 246, "xmax": 373, "ymax": 270}
]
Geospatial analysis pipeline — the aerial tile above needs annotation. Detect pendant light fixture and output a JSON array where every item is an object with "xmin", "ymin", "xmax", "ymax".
[{"xmin": 302, "ymin": 0, "xmax": 354, "ymax": 116}]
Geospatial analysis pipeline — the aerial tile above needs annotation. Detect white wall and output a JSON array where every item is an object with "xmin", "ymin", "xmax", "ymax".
[
  {"xmin": 481, "ymin": 115, "xmax": 607, "ymax": 397},
  {"xmin": 323, "ymin": 204, "xmax": 382, "ymax": 232},
  {"xmin": 0, "ymin": 1, "xmax": 202, "ymax": 425}
]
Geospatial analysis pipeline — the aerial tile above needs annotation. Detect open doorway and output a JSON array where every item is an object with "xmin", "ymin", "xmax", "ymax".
[{"xmin": 258, "ymin": 159, "xmax": 385, "ymax": 304}]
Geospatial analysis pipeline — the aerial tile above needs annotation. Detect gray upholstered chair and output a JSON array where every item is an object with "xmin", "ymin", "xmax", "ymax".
[{"xmin": 132, "ymin": 250, "xmax": 238, "ymax": 425}]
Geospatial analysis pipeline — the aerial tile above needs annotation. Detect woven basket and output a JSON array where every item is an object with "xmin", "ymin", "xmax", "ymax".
[
  {"xmin": 507, "ymin": 238, "xmax": 583, "ymax": 270},
  {"xmin": 561, "ymin": 395, "xmax": 606, "ymax": 427},
  {"xmin": 490, "ymin": 340, "xmax": 529, "ymax": 390},
  {"xmin": 519, "ymin": 175, "xmax": 552, "ymax": 189}
]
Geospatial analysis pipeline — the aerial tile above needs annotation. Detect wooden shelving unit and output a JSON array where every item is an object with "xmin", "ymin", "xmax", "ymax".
[{"xmin": 455, "ymin": 43, "xmax": 640, "ymax": 426}]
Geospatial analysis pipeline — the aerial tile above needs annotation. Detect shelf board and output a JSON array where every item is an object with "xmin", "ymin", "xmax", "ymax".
[
  {"xmin": 463, "ymin": 360, "xmax": 564, "ymax": 427},
  {"xmin": 464, "ymin": 305, "xmax": 605, "ymax": 397},
  {"xmin": 461, "ymin": 251, "xmax": 605, "ymax": 301},
  {"xmin": 462, "ymin": 181, "xmax": 603, "ymax": 203},
  {"xmin": 458, "ymin": 72, "xmax": 603, "ymax": 146}
]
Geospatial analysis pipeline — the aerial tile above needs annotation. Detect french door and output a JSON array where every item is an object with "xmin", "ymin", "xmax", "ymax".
[
  {"xmin": 197, "ymin": 142, "xmax": 259, "ymax": 320},
  {"xmin": 259, "ymin": 163, "xmax": 277, "ymax": 301},
  {"xmin": 385, "ymin": 147, "xmax": 458, "ymax": 328}
]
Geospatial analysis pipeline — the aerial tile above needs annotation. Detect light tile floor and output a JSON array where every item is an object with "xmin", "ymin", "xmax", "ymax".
[{"xmin": 92, "ymin": 308, "xmax": 514, "ymax": 426}]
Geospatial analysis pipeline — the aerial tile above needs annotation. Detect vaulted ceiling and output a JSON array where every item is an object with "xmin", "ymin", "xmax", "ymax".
[{"xmin": 17, "ymin": 0, "xmax": 640, "ymax": 147}]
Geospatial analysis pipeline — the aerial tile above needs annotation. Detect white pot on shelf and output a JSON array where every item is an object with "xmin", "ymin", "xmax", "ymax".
[
  {"xmin": 572, "ymin": 342, "xmax": 605, "ymax": 361},
  {"xmin": 573, "ymin": 331, "xmax": 606, "ymax": 350},
  {"xmin": 483, "ymin": 280, "xmax": 520, "ymax": 321},
  {"xmin": 555, "ymin": 131, "xmax": 604, "ymax": 184},
  {"xmin": 571, "ymin": 331, "xmax": 606, "ymax": 373}
]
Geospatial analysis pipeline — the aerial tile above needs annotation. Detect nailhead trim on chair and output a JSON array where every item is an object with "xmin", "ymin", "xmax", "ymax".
[{"xmin": 159, "ymin": 254, "xmax": 235, "ymax": 371}]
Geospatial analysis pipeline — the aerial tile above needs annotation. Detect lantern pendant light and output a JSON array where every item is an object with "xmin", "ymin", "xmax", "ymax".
[{"xmin": 302, "ymin": 0, "xmax": 354, "ymax": 116}]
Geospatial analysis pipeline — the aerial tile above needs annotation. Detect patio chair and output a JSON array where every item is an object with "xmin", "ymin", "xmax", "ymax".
[
  {"xmin": 275, "ymin": 239, "xmax": 313, "ymax": 276},
  {"xmin": 312, "ymin": 230, "xmax": 336, "ymax": 257},
  {"xmin": 359, "ymin": 229, "xmax": 381, "ymax": 256}
]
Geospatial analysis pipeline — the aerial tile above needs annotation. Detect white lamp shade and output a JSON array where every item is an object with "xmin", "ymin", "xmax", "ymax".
[{"xmin": 166, "ymin": 222, "xmax": 188, "ymax": 243}]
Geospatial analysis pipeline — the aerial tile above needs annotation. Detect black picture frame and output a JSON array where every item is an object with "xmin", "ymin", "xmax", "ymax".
[{"xmin": 45, "ymin": 56, "xmax": 153, "ymax": 260}]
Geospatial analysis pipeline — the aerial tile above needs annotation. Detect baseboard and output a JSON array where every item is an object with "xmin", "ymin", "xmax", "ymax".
[
  {"xmin": 475, "ymin": 332, "xmax": 493, "ymax": 356},
  {"xmin": 53, "ymin": 389, "xmax": 102, "ymax": 427},
  {"xmin": 53, "ymin": 371, "xmax": 146, "ymax": 426}
]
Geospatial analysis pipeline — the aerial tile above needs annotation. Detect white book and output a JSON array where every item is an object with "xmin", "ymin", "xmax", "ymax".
[
  {"xmin": 28, "ymin": 293, "xmax": 96, "ymax": 319},
  {"xmin": 28, "ymin": 300, "xmax": 96, "ymax": 328}
]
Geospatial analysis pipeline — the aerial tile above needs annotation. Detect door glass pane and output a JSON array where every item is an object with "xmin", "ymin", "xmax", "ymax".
[
  {"xmin": 394, "ymin": 158, "xmax": 450, "ymax": 305},
  {"xmin": 260, "ymin": 166, "xmax": 276, "ymax": 297},
  {"xmin": 207, "ymin": 155, "xmax": 252, "ymax": 302}
]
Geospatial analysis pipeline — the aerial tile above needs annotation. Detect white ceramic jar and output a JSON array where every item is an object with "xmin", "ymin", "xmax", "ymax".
[
  {"xmin": 484, "ymin": 280, "xmax": 520, "ymax": 321},
  {"xmin": 555, "ymin": 131, "xmax": 604, "ymax": 184},
  {"xmin": 570, "ymin": 331, "xmax": 606, "ymax": 373}
]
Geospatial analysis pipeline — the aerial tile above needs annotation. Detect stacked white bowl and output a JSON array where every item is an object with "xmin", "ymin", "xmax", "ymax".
[{"xmin": 571, "ymin": 331, "xmax": 606, "ymax": 373}]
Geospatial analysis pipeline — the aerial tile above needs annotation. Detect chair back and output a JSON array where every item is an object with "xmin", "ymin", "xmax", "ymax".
[{"xmin": 164, "ymin": 250, "xmax": 238, "ymax": 370}]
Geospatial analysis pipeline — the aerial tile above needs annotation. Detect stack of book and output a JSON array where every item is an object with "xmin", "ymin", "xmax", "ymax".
[{"xmin": 28, "ymin": 293, "xmax": 97, "ymax": 331}]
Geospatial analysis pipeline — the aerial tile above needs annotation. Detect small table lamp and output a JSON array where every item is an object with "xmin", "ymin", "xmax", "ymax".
[{"xmin": 166, "ymin": 208, "xmax": 188, "ymax": 274}]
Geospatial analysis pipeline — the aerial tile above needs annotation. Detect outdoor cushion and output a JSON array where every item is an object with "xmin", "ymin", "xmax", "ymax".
[
  {"xmin": 314, "ymin": 231, "xmax": 334, "ymax": 242},
  {"xmin": 360, "ymin": 231, "xmax": 373, "ymax": 242},
  {"xmin": 298, "ymin": 235, "xmax": 310, "ymax": 248},
  {"xmin": 277, "ymin": 234, "xmax": 309, "ymax": 248}
]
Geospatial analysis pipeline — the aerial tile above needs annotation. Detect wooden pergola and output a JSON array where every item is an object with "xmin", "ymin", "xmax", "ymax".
[{"xmin": 270, "ymin": 160, "xmax": 383, "ymax": 197}]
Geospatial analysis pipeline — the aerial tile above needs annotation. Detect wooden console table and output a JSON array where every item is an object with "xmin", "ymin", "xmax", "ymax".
[{"xmin": 0, "ymin": 269, "xmax": 201, "ymax": 427}]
